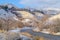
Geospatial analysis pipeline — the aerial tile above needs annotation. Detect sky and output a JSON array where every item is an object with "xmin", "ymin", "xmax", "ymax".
[{"xmin": 0, "ymin": 0, "xmax": 60, "ymax": 9}]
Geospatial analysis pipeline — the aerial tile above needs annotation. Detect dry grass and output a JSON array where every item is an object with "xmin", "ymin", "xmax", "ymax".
[
  {"xmin": 21, "ymin": 32, "xmax": 32, "ymax": 37},
  {"xmin": 32, "ymin": 15, "xmax": 49, "ymax": 31},
  {"xmin": 0, "ymin": 17, "xmax": 24, "ymax": 31},
  {"xmin": 41, "ymin": 14, "xmax": 60, "ymax": 33},
  {"xmin": 16, "ymin": 11, "xmax": 34, "ymax": 18},
  {"xmin": 0, "ymin": 30, "xmax": 21, "ymax": 40},
  {"xmin": 33, "ymin": 36, "xmax": 49, "ymax": 40}
]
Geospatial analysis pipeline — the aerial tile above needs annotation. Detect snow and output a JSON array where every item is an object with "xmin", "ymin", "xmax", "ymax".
[
  {"xmin": 21, "ymin": 27, "xmax": 33, "ymax": 30},
  {"xmin": 0, "ymin": 9, "xmax": 8, "ymax": 20},
  {"xmin": 41, "ymin": 29, "xmax": 50, "ymax": 34},
  {"xmin": 0, "ymin": 9, "xmax": 19, "ymax": 21},
  {"xmin": 44, "ymin": 8, "xmax": 60, "ymax": 11},
  {"xmin": 7, "ymin": 4, "xmax": 13, "ymax": 8},
  {"xmin": 8, "ymin": 27, "xmax": 33, "ymax": 33},
  {"xmin": 45, "ymin": 14, "xmax": 60, "ymax": 25},
  {"xmin": 13, "ymin": 17, "xmax": 19, "ymax": 21},
  {"xmin": 8, "ymin": 28, "xmax": 21, "ymax": 33},
  {"xmin": 8, "ymin": 27, "xmax": 33, "ymax": 40},
  {"xmin": 43, "ymin": 8, "xmax": 60, "ymax": 15},
  {"xmin": 22, "ymin": 19, "xmax": 31, "ymax": 23},
  {"xmin": 33, "ymin": 27, "xmax": 40, "ymax": 32},
  {"xmin": 55, "ymin": 32, "xmax": 60, "ymax": 35}
]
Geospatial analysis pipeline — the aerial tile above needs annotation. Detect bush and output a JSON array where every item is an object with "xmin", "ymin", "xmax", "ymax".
[
  {"xmin": 0, "ymin": 31, "xmax": 21, "ymax": 40},
  {"xmin": 42, "ymin": 14, "xmax": 60, "ymax": 33}
]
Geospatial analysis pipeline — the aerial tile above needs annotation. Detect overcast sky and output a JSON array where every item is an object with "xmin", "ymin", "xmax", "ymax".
[{"xmin": 0, "ymin": 0, "xmax": 60, "ymax": 9}]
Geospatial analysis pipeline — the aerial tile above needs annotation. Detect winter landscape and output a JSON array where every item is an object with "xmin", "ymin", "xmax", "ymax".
[{"xmin": 0, "ymin": 0, "xmax": 60, "ymax": 40}]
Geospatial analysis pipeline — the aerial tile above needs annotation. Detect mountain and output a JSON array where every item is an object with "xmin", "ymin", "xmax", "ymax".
[
  {"xmin": 0, "ymin": 4, "xmax": 24, "ymax": 30},
  {"xmin": 43, "ymin": 8, "xmax": 60, "ymax": 15},
  {"xmin": 0, "ymin": 4, "xmax": 60, "ymax": 33}
]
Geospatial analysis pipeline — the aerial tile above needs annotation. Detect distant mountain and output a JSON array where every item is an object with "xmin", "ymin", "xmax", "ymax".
[{"xmin": 43, "ymin": 8, "xmax": 60, "ymax": 15}]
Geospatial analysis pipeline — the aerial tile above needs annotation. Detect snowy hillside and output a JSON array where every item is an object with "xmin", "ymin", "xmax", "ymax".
[{"xmin": 43, "ymin": 8, "xmax": 60, "ymax": 15}]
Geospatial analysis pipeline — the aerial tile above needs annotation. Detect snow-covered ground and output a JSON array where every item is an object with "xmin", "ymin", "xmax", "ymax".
[
  {"xmin": 0, "ymin": 9, "xmax": 19, "ymax": 21},
  {"xmin": 41, "ymin": 29, "xmax": 50, "ymax": 34}
]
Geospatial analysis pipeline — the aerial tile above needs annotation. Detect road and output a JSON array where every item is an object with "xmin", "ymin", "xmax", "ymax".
[{"xmin": 20, "ymin": 29, "xmax": 60, "ymax": 40}]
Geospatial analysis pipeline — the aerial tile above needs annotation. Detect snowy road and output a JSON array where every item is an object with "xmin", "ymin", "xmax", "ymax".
[{"xmin": 20, "ymin": 29, "xmax": 60, "ymax": 40}]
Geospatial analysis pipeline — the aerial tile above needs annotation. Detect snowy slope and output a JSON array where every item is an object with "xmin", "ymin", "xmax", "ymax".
[
  {"xmin": 43, "ymin": 8, "xmax": 60, "ymax": 15},
  {"xmin": 0, "ymin": 9, "xmax": 19, "ymax": 21}
]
